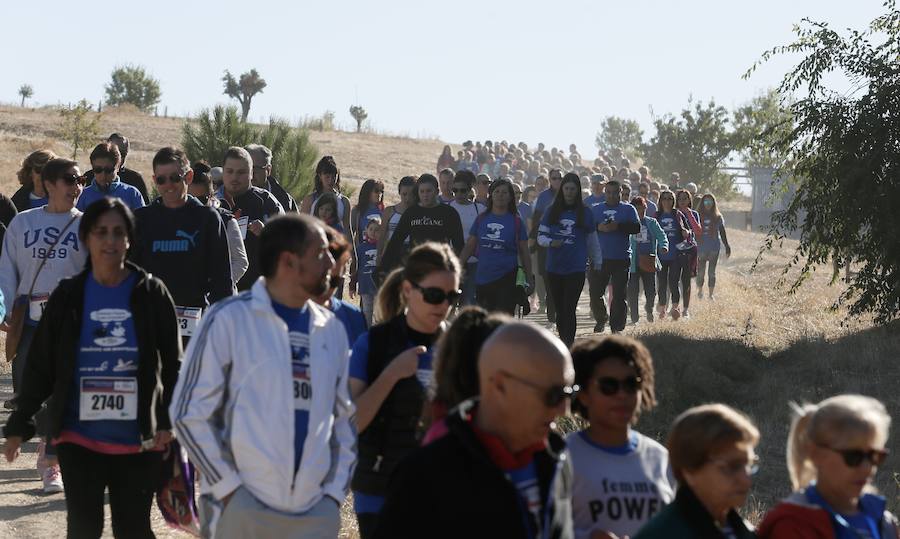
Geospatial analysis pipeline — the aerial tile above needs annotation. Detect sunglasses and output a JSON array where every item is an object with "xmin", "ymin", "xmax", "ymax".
[
  {"xmin": 93, "ymin": 166, "xmax": 116, "ymax": 175},
  {"xmin": 155, "ymin": 172, "xmax": 187, "ymax": 185},
  {"xmin": 410, "ymin": 281, "xmax": 461, "ymax": 305},
  {"xmin": 500, "ymin": 370, "xmax": 579, "ymax": 408},
  {"xmin": 819, "ymin": 444, "xmax": 889, "ymax": 467},
  {"xmin": 596, "ymin": 376, "xmax": 642, "ymax": 396},
  {"xmin": 59, "ymin": 174, "xmax": 87, "ymax": 186}
]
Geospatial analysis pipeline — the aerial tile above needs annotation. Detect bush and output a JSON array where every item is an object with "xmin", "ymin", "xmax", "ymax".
[
  {"xmin": 181, "ymin": 105, "xmax": 319, "ymax": 201},
  {"xmin": 105, "ymin": 65, "xmax": 161, "ymax": 113}
]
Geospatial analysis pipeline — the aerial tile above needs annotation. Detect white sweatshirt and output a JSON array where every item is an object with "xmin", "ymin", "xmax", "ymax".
[{"xmin": 0, "ymin": 207, "xmax": 86, "ymax": 322}]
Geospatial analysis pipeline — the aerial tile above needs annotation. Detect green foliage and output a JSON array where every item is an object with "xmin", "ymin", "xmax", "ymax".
[
  {"xmin": 746, "ymin": 0, "xmax": 900, "ymax": 324},
  {"xmin": 18, "ymin": 84, "xmax": 33, "ymax": 107},
  {"xmin": 181, "ymin": 105, "xmax": 318, "ymax": 201},
  {"xmin": 732, "ymin": 89, "xmax": 795, "ymax": 170},
  {"xmin": 349, "ymin": 105, "xmax": 368, "ymax": 133},
  {"xmin": 640, "ymin": 98, "xmax": 737, "ymax": 197},
  {"xmin": 595, "ymin": 116, "xmax": 644, "ymax": 160},
  {"xmin": 58, "ymin": 99, "xmax": 102, "ymax": 159},
  {"xmin": 105, "ymin": 65, "xmax": 161, "ymax": 112},
  {"xmin": 299, "ymin": 111, "xmax": 336, "ymax": 132},
  {"xmin": 223, "ymin": 69, "xmax": 267, "ymax": 121}
]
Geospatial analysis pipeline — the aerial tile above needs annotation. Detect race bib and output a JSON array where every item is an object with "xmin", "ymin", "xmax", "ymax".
[
  {"xmin": 29, "ymin": 293, "xmax": 49, "ymax": 322},
  {"xmin": 79, "ymin": 377, "xmax": 137, "ymax": 421},
  {"xmin": 175, "ymin": 306, "xmax": 203, "ymax": 337},
  {"xmin": 416, "ymin": 368, "xmax": 434, "ymax": 393},
  {"xmin": 638, "ymin": 225, "xmax": 649, "ymax": 243},
  {"xmin": 237, "ymin": 216, "xmax": 249, "ymax": 239},
  {"xmin": 293, "ymin": 363, "xmax": 312, "ymax": 411}
]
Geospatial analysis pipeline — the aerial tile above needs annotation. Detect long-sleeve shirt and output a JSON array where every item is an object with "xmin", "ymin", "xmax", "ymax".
[
  {"xmin": 217, "ymin": 186, "xmax": 285, "ymax": 290},
  {"xmin": 131, "ymin": 197, "xmax": 234, "ymax": 308},
  {"xmin": 380, "ymin": 204, "xmax": 464, "ymax": 272},
  {"xmin": 0, "ymin": 207, "xmax": 86, "ymax": 324}
]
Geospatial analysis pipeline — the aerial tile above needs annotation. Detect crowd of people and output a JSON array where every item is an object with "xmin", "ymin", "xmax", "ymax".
[{"xmin": 0, "ymin": 135, "xmax": 891, "ymax": 539}]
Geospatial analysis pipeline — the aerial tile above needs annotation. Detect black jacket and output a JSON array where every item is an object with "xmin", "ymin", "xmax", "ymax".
[
  {"xmin": 131, "ymin": 196, "xmax": 234, "ymax": 307},
  {"xmin": 266, "ymin": 176, "xmax": 298, "ymax": 213},
  {"xmin": 219, "ymin": 186, "xmax": 284, "ymax": 290},
  {"xmin": 11, "ymin": 185, "xmax": 33, "ymax": 213},
  {"xmin": 374, "ymin": 400, "xmax": 574, "ymax": 539},
  {"xmin": 634, "ymin": 486, "xmax": 756, "ymax": 539},
  {"xmin": 84, "ymin": 165, "xmax": 150, "ymax": 204},
  {"xmin": 3, "ymin": 263, "xmax": 182, "ymax": 445}
]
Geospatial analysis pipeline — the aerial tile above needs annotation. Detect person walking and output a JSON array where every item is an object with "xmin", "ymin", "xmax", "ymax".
[
  {"xmin": 696, "ymin": 193, "xmax": 731, "ymax": 301},
  {"xmin": 627, "ymin": 197, "xmax": 668, "ymax": 324},
  {"xmin": 3, "ymin": 198, "xmax": 181, "ymax": 537},
  {"xmin": 170, "ymin": 214, "xmax": 355, "ymax": 539}
]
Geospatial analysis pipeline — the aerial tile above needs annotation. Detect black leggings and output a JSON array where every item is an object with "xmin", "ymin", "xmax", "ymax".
[
  {"xmin": 57, "ymin": 443, "xmax": 162, "ymax": 539},
  {"xmin": 657, "ymin": 260, "xmax": 673, "ymax": 307},
  {"xmin": 547, "ymin": 272, "xmax": 585, "ymax": 346},
  {"xmin": 476, "ymin": 268, "xmax": 518, "ymax": 315},
  {"xmin": 627, "ymin": 270, "xmax": 657, "ymax": 322},
  {"xmin": 668, "ymin": 256, "xmax": 693, "ymax": 308}
]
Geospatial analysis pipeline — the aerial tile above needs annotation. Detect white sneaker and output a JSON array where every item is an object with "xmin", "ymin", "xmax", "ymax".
[
  {"xmin": 36, "ymin": 439, "xmax": 47, "ymax": 476},
  {"xmin": 43, "ymin": 464, "xmax": 64, "ymax": 494},
  {"xmin": 683, "ymin": 309, "xmax": 692, "ymax": 319}
]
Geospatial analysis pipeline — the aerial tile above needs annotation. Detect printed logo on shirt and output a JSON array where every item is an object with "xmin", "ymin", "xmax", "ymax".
[
  {"xmin": 559, "ymin": 219, "xmax": 576, "ymax": 244},
  {"xmin": 588, "ymin": 480, "xmax": 666, "ymax": 524},
  {"xmin": 112, "ymin": 358, "xmax": 137, "ymax": 372},
  {"xmin": 364, "ymin": 247, "xmax": 377, "ymax": 270},
  {"xmin": 410, "ymin": 217, "xmax": 444, "ymax": 227},
  {"xmin": 79, "ymin": 360, "xmax": 109, "ymax": 373},
  {"xmin": 152, "ymin": 229, "xmax": 199, "ymax": 253},
  {"xmin": 485, "ymin": 222, "xmax": 505, "ymax": 240},
  {"xmin": 24, "ymin": 226, "xmax": 80, "ymax": 258},
  {"xmin": 88, "ymin": 309, "xmax": 133, "ymax": 348},
  {"xmin": 602, "ymin": 209, "xmax": 618, "ymax": 223}
]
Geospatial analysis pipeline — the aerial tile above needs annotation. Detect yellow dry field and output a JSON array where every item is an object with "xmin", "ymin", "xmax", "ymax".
[{"xmin": 0, "ymin": 105, "xmax": 897, "ymax": 537}]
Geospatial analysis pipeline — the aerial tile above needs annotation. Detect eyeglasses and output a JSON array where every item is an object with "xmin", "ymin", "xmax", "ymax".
[
  {"xmin": 410, "ymin": 281, "xmax": 462, "ymax": 305},
  {"xmin": 710, "ymin": 455, "xmax": 760, "ymax": 477},
  {"xmin": 93, "ymin": 166, "xmax": 116, "ymax": 175},
  {"xmin": 499, "ymin": 370, "xmax": 579, "ymax": 408},
  {"xmin": 596, "ymin": 376, "xmax": 642, "ymax": 396},
  {"xmin": 155, "ymin": 172, "xmax": 187, "ymax": 185},
  {"xmin": 818, "ymin": 444, "xmax": 889, "ymax": 467},
  {"xmin": 59, "ymin": 174, "xmax": 87, "ymax": 186}
]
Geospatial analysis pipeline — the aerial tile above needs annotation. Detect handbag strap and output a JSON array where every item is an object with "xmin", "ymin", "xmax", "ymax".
[{"xmin": 26, "ymin": 214, "xmax": 78, "ymax": 298}]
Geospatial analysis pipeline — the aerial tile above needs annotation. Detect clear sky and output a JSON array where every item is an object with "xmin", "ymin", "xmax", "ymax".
[{"xmin": 0, "ymin": 0, "xmax": 885, "ymax": 158}]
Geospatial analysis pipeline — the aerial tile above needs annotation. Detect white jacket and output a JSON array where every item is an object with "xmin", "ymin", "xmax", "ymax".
[{"xmin": 170, "ymin": 278, "xmax": 356, "ymax": 515}]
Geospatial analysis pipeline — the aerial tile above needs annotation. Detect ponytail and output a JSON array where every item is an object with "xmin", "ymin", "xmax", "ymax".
[
  {"xmin": 786, "ymin": 402, "xmax": 819, "ymax": 491},
  {"xmin": 374, "ymin": 268, "xmax": 405, "ymax": 324}
]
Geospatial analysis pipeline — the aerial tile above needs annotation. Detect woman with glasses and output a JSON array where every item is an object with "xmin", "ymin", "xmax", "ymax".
[
  {"xmin": 635, "ymin": 403, "xmax": 759, "ymax": 539},
  {"xmin": 76, "ymin": 143, "xmax": 145, "ymax": 212},
  {"xmin": 568, "ymin": 335, "xmax": 675, "ymax": 539},
  {"xmin": 458, "ymin": 179, "xmax": 533, "ymax": 315},
  {"xmin": 351, "ymin": 179, "xmax": 385, "ymax": 245},
  {"xmin": 349, "ymin": 242, "xmax": 461, "ymax": 538},
  {"xmin": 0, "ymin": 157, "xmax": 88, "ymax": 493},
  {"xmin": 759, "ymin": 395, "xmax": 897, "ymax": 539},
  {"xmin": 3, "ymin": 198, "xmax": 180, "ymax": 537},
  {"xmin": 537, "ymin": 173, "xmax": 601, "ymax": 346}
]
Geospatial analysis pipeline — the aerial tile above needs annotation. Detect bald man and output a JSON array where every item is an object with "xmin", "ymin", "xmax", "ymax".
[{"xmin": 374, "ymin": 323, "xmax": 576, "ymax": 539}]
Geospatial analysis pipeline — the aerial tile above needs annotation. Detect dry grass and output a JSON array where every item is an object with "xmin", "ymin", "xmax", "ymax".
[{"xmin": 1, "ymin": 104, "xmax": 897, "ymax": 534}]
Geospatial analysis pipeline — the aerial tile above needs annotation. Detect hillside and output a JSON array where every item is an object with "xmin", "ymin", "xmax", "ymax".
[{"xmin": 0, "ymin": 104, "xmax": 897, "ymax": 537}]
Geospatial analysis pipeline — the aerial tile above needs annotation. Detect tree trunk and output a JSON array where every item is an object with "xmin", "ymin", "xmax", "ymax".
[
  {"xmin": 241, "ymin": 97, "xmax": 251, "ymax": 122},
  {"xmin": 20, "ymin": 95, "xmax": 25, "ymax": 107},
  {"xmin": 356, "ymin": 119, "xmax": 362, "ymax": 132}
]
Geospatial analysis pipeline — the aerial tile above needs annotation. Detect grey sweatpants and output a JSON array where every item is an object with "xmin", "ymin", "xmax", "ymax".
[{"xmin": 209, "ymin": 487, "xmax": 341, "ymax": 539}]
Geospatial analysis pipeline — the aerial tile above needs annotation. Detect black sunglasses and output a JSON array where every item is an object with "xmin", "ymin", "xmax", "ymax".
[
  {"xmin": 59, "ymin": 174, "xmax": 87, "ymax": 186},
  {"xmin": 596, "ymin": 376, "xmax": 642, "ymax": 396},
  {"xmin": 818, "ymin": 444, "xmax": 889, "ymax": 467},
  {"xmin": 93, "ymin": 166, "xmax": 116, "ymax": 175},
  {"xmin": 155, "ymin": 172, "xmax": 187, "ymax": 185},
  {"xmin": 410, "ymin": 281, "xmax": 461, "ymax": 305},
  {"xmin": 501, "ymin": 370, "xmax": 579, "ymax": 408}
]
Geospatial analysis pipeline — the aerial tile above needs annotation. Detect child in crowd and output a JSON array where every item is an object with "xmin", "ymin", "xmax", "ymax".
[
  {"xmin": 314, "ymin": 192, "xmax": 343, "ymax": 233},
  {"xmin": 351, "ymin": 216, "xmax": 381, "ymax": 325}
]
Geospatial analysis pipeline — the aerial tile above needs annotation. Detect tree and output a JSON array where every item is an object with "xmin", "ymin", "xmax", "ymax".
[
  {"xmin": 181, "ymin": 105, "xmax": 319, "ymax": 200},
  {"xmin": 595, "ymin": 116, "xmax": 644, "ymax": 160},
  {"xmin": 223, "ymin": 69, "xmax": 267, "ymax": 121},
  {"xmin": 746, "ymin": 0, "xmax": 900, "ymax": 324},
  {"xmin": 641, "ymin": 98, "xmax": 737, "ymax": 196},
  {"xmin": 105, "ymin": 65, "xmax": 161, "ymax": 112},
  {"xmin": 58, "ymin": 100, "xmax": 102, "ymax": 159},
  {"xmin": 18, "ymin": 84, "xmax": 33, "ymax": 107},
  {"xmin": 732, "ymin": 89, "xmax": 795, "ymax": 170},
  {"xmin": 349, "ymin": 105, "xmax": 368, "ymax": 133}
]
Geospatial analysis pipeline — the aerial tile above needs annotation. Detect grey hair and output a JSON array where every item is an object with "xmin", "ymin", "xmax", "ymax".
[{"xmin": 244, "ymin": 144, "xmax": 273, "ymax": 165}]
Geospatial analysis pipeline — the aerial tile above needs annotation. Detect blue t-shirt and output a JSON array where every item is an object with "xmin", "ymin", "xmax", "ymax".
[
  {"xmin": 355, "ymin": 240, "xmax": 378, "ymax": 295},
  {"xmin": 577, "ymin": 430, "xmax": 640, "ymax": 455},
  {"xmin": 64, "ymin": 272, "xmax": 140, "ymax": 446},
  {"xmin": 634, "ymin": 217, "xmax": 656, "ymax": 255},
  {"xmin": 540, "ymin": 208, "xmax": 596, "ymax": 275},
  {"xmin": 76, "ymin": 179, "xmax": 145, "ymax": 212},
  {"xmin": 656, "ymin": 211, "xmax": 686, "ymax": 262},
  {"xmin": 271, "ymin": 300, "xmax": 312, "ymax": 473},
  {"xmin": 470, "ymin": 212, "xmax": 527, "ymax": 285},
  {"xmin": 533, "ymin": 188, "xmax": 556, "ymax": 216},
  {"xmin": 29, "ymin": 194, "xmax": 48, "ymax": 208},
  {"xmin": 591, "ymin": 202, "xmax": 640, "ymax": 260},
  {"xmin": 584, "ymin": 194, "xmax": 606, "ymax": 207},
  {"xmin": 508, "ymin": 461, "xmax": 542, "ymax": 539},
  {"xmin": 358, "ymin": 207, "xmax": 382, "ymax": 241},
  {"xmin": 698, "ymin": 214, "xmax": 725, "ymax": 253},
  {"xmin": 330, "ymin": 298, "xmax": 367, "ymax": 345},
  {"xmin": 645, "ymin": 200, "xmax": 658, "ymax": 219},
  {"xmin": 517, "ymin": 201, "xmax": 533, "ymax": 222}
]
